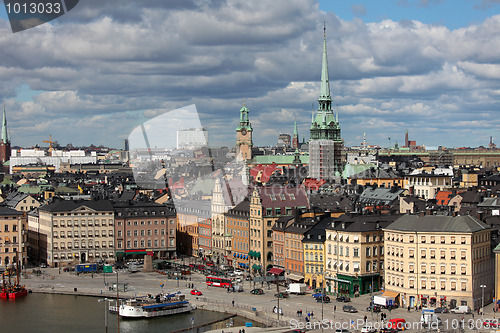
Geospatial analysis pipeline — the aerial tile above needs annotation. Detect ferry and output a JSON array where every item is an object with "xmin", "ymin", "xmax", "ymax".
[
  {"xmin": 109, "ymin": 292, "xmax": 196, "ymax": 318},
  {"xmin": 1, "ymin": 285, "xmax": 28, "ymax": 299}
]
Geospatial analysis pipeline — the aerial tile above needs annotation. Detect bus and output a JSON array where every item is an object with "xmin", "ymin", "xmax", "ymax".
[{"xmin": 206, "ymin": 276, "xmax": 233, "ymax": 288}]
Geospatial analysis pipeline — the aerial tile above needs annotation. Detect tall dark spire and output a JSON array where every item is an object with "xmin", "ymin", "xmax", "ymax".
[
  {"xmin": 319, "ymin": 22, "xmax": 331, "ymax": 107},
  {"xmin": 1, "ymin": 102, "xmax": 9, "ymax": 144}
]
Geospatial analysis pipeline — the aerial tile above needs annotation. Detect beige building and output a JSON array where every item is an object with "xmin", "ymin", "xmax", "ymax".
[
  {"xmin": 0, "ymin": 207, "xmax": 27, "ymax": 268},
  {"xmin": 384, "ymin": 215, "xmax": 493, "ymax": 310},
  {"xmin": 325, "ymin": 214, "xmax": 398, "ymax": 296},
  {"xmin": 32, "ymin": 199, "xmax": 116, "ymax": 267},
  {"xmin": 5, "ymin": 193, "xmax": 41, "ymax": 212},
  {"xmin": 403, "ymin": 173, "xmax": 453, "ymax": 200}
]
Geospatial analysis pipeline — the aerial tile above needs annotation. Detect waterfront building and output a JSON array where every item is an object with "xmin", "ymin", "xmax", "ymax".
[
  {"xmin": 0, "ymin": 207, "xmax": 26, "ymax": 268},
  {"xmin": 309, "ymin": 27, "xmax": 343, "ymax": 180},
  {"xmin": 325, "ymin": 214, "xmax": 398, "ymax": 296},
  {"xmin": 226, "ymin": 199, "xmax": 250, "ymax": 269},
  {"xmin": 33, "ymin": 199, "xmax": 116, "ymax": 267},
  {"xmin": 176, "ymin": 199, "xmax": 210, "ymax": 257},
  {"xmin": 249, "ymin": 186, "xmax": 308, "ymax": 272},
  {"xmin": 302, "ymin": 215, "xmax": 331, "ymax": 289},
  {"xmin": 384, "ymin": 215, "xmax": 493, "ymax": 310},
  {"xmin": 113, "ymin": 201, "xmax": 176, "ymax": 260}
]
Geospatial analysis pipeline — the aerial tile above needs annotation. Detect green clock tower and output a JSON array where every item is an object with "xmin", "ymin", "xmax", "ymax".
[{"xmin": 236, "ymin": 104, "xmax": 253, "ymax": 161}]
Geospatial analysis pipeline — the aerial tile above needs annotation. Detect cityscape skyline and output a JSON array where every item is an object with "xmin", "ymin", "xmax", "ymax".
[{"xmin": 0, "ymin": 1, "xmax": 499, "ymax": 149}]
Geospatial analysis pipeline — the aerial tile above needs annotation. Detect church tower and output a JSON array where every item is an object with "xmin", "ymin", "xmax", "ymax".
[
  {"xmin": 236, "ymin": 104, "xmax": 253, "ymax": 161},
  {"xmin": 0, "ymin": 103, "xmax": 11, "ymax": 165},
  {"xmin": 292, "ymin": 121, "xmax": 299, "ymax": 149},
  {"xmin": 309, "ymin": 25, "xmax": 344, "ymax": 180}
]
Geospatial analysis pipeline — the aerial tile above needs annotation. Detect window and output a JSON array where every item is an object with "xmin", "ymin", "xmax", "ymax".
[
  {"xmin": 409, "ymin": 263, "xmax": 415, "ymax": 273},
  {"xmin": 430, "ymin": 280, "xmax": 436, "ymax": 289},
  {"xmin": 430, "ymin": 236, "xmax": 435, "ymax": 243},
  {"xmin": 461, "ymin": 251, "xmax": 466, "ymax": 260},
  {"xmin": 409, "ymin": 236, "xmax": 414, "ymax": 243},
  {"xmin": 353, "ymin": 248, "xmax": 359, "ymax": 257},
  {"xmin": 421, "ymin": 280, "xmax": 427, "ymax": 289},
  {"xmin": 461, "ymin": 266, "xmax": 466, "ymax": 275},
  {"xmin": 461, "ymin": 237, "xmax": 466, "ymax": 244},
  {"xmin": 441, "ymin": 280, "xmax": 446, "ymax": 290},
  {"xmin": 409, "ymin": 249, "xmax": 415, "ymax": 258},
  {"xmin": 421, "ymin": 264, "xmax": 426, "ymax": 273},
  {"xmin": 450, "ymin": 251, "xmax": 456, "ymax": 260},
  {"xmin": 373, "ymin": 246, "xmax": 377, "ymax": 256},
  {"xmin": 451, "ymin": 265, "xmax": 456, "ymax": 274},
  {"xmin": 451, "ymin": 281, "xmax": 456, "ymax": 290},
  {"xmin": 366, "ymin": 261, "xmax": 371, "ymax": 272},
  {"xmin": 430, "ymin": 265, "xmax": 436, "ymax": 274},
  {"xmin": 440, "ymin": 236, "xmax": 445, "ymax": 244},
  {"xmin": 409, "ymin": 280, "xmax": 415, "ymax": 288},
  {"xmin": 461, "ymin": 281, "xmax": 466, "ymax": 291},
  {"xmin": 440, "ymin": 250, "xmax": 445, "ymax": 259},
  {"xmin": 421, "ymin": 236, "xmax": 426, "ymax": 243},
  {"xmin": 366, "ymin": 247, "xmax": 371, "ymax": 257},
  {"xmin": 441, "ymin": 265, "xmax": 446, "ymax": 274},
  {"xmin": 451, "ymin": 236, "xmax": 456, "ymax": 244}
]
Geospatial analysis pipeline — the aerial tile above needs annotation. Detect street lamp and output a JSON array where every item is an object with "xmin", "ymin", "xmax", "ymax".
[
  {"xmin": 98, "ymin": 298, "xmax": 113, "ymax": 333},
  {"xmin": 481, "ymin": 284, "xmax": 486, "ymax": 322}
]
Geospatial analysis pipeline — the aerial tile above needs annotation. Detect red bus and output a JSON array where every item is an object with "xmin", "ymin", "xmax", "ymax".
[{"xmin": 206, "ymin": 276, "xmax": 233, "ymax": 288}]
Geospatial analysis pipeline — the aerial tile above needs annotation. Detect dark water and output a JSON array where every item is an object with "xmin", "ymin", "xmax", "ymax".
[{"xmin": 0, "ymin": 294, "xmax": 261, "ymax": 333}]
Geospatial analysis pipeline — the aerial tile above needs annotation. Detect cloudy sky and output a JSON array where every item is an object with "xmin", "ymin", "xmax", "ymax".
[{"xmin": 1, "ymin": 0, "xmax": 500, "ymax": 149}]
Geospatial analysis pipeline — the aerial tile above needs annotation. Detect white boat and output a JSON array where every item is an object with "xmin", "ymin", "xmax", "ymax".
[{"xmin": 109, "ymin": 293, "xmax": 196, "ymax": 318}]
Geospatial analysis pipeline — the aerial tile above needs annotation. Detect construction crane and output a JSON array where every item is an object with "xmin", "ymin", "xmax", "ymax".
[{"xmin": 43, "ymin": 134, "xmax": 56, "ymax": 155}]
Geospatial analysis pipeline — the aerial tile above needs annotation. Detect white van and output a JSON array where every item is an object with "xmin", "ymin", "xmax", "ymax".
[
  {"xmin": 421, "ymin": 313, "xmax": 442, "ymax": 326},
  {"xmin": 451, "ymin": 306, "xmax": 471, "ymax": 314}
]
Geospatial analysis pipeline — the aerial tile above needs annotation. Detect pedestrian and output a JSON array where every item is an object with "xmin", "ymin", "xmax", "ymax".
[
  {"xmin": 242, "ymin": 329, "xmax": 245, "ymax": 333},
  {"xmin": 297, "ymin": 310, "xmax": 300, "ymax": 317},
  {"xmin": 311, "ymin": 311, "xmax": 314, "ymax": 319},
  {"xmin": 407, "ymin": 306, "xmax": 410, "ymax": 312},
  {"xmin": 305, "ymin": 316, "xmax": 309, "ymax": 323},
  {"xmin": 232, "ymin": 300, "xmax": 235, "ymax": 307},
  {"xmin": 299, "ymin": 310, "xmax": 302, "ymax": 317},
  {"xmin": 364, "ymin": 315, "xmax": 367, "ymax": 323},
  {"xmin": 307, "ymin": 312, "xmax": 310, "ymax": 318},
  {"xmin": 478, "ymin": 308, "xmax": 480, "ymax": 315},
  {"xmin": 334, "ymin": 305, "xmax": 336, "ymax": 313}
]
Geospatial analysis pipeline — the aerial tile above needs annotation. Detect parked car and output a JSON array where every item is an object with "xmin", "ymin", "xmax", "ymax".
[
  {"xmin": 342, "ymin": 305, "xmax": 358, "ymax": 313},
  {"xmin": 366, "ymin": 305, "xmax": 381, "ymax": 313},
  {"xmin": 336, "ymin": 296, "xmax": 351, "ymax": 302},
  {"xmin": 379, "ymin": 328, "xmax": 397, "ymax": 333},
  {"xmin": 316, "ymin": 296, "xmax": 331, "ymax": 303},
  {"xmin": 387, "ymin": 318, "xmax": 406, "ymax": 331},
  {"xmin": 274, "ymin": 292, "xmax": 289, "ymax": 298},
  {"xmin": 233, "ymin": 269, "xmax": 244, "ymax": 276},
  {"xmin": 190, "ymin": 289, "xmax": 203, "ymax": 296},
  {"xmin": 484, "ymin": 319, "xmax": 499, "ymax": 328},
  {"xmin": 335, "ymin": 329, "xmax": 350, "ymax": 333},
  {"xmin": 361, "ymin": 326, "xmax": 377, "ymax": 333},
  {"xmin": 312, "ymin": 292, "xmax": 326, "ymax": 298},
  {"xmin": 250, "ymin": 288, "xmax": 264, "ymax": 295},
  {"xmin": 433, "ymin": 307, "xmax": 449, "ymax": 313}
]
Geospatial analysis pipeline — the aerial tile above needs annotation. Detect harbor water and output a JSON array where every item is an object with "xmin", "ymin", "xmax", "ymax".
[{"xmin": 0, "ymin": 293, "xmax": 261, "ymax": 333}]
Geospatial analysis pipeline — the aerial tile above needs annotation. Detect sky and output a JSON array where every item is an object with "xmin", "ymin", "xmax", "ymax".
[{"xmin": 1, "ymin": 0, "xmax": 500, "ymax": 149}]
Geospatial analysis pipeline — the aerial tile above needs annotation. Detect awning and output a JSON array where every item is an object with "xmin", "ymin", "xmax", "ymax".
[
  {"xmin": 268, "ymin": 267, "xmax": 285, "ymax": 275},
  {"xmin": 252, "ymin": 264, "xmax": 261, "ymax": 270},
  {"xmin": 383, "ymin": 291, "xmax": 400, "ymax": 298},
  {"xmin": 248, "ymin": 251, "xmax": 254, "ymax": 258},
  {"xmin": 325, "ymin": 277, "xmax": 351, "ymax": 284},
  {"xmin": 288, "ymin": 274, "xmax": 304, "ymax": 281}
]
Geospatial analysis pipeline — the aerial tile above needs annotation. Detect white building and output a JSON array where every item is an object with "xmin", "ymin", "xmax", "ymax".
[
  {"xmin": 10, "ymin": 149, "xmax": 97, "ymax": 173},
  {"xmin": 177, "ymin": 127, "xmax": 208, "ymax": 150}
]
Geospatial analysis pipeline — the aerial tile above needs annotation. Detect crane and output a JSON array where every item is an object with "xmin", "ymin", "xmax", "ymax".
[{"xmin": 43, "ymin": 134, "xmax": 56, "ymax": 155}]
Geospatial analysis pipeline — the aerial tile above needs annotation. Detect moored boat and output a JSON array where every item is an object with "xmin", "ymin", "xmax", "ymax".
[{"xmin": 109, "ymin": 292, "xmax": 196, "ymax": 318}]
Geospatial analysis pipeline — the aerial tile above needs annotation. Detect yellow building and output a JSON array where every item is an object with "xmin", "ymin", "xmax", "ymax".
[
  {"xmin": 0, "ymin": 207, "xmax": 27, "ymax": 268},
  {"xmin": 384, "ymin": 215, "xmax": 493, "ymax": 310}
]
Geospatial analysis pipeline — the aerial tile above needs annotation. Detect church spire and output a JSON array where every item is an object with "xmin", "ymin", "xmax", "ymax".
[
  {"xmin": 1, "ymin": 102, "xmax": 9, "ymax": 144},
  {"xmin": 319, "ymin": 22, "xmax": 332, "ymax": 107}
]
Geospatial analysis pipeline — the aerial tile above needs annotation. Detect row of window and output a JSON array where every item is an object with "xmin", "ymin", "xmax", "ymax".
[
  {"xmin": 389, "ymin": 248, "xmax": 468, "ymax": 260},
  {"xmin": 387, "ymin": 276, "xmax": 468, "ymax": 291},
  {"xmin": 326, "ymin": 260, "xmax": 383, "ymax": 273},
  {"xmin": 53, "ymin": 252, "xmax": 114, "ymax": 259},
  {"xmin": 124, "ymin": 238, "xmax": 174, "ymax": 248},
  {"xmin": 387, "ymin": 234, "xmax": 472, "ymax": 244},
  {"xmin": 124, "ymin": 219, "xmax": 169, "ymax": 226},
  {"xmin": 388, "ymin": 262, "xmax": 468, "ymax": 275},
  {"xmin": 326, "ymin": 233, "xmax": 379, "ymax": 243},
  {"xmin": 54, "ymin": 241, "xmax": 113, "ymax": 249},
  {"xmin": 1, "ymin": 224, "xmax": 19, "ymax": 232},
  {"xmin": 53, "ymin": 221, "xmax": 113, "ymax": 227},
  {"xmin": 328, "ymin": 245, "xmax": 383, "ymax": 257},
  {"xmin": 53, "ymin": 230, "xmax": 113, "ymax": 237},
  {"xmin": 123, "ymin": 229, "xmax": 173, "ymax": 237}
]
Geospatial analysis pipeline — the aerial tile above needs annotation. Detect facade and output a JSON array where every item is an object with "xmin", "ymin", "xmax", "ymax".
[
  {"xmin": 113, "ymin": 201, "xmax": 176, "ymax": 260},
  {"xmin": 35, "ymin": 200, "xmax": 116, "ymax": 267},
  {"xmin": 211, "ymin": 179, "xmax": 229, "ymax": 263},
  {"xmin": 384, "ymin": 215, "xmax": 494, "ymax": 310},
  {"xmin": 309, "ymin": 28, "xmax": 343, "ymax": 178},
  {"xmin": 235, "ymin": 105, "xmax": 253, "ymax": 161},
  {"xmin": 226, "ymin": 199, "xmax": 250, "ymax": 270},
  {"xmin": 403, "ymin": 173, "xmax": 453, "ymax": 200},
  {"xmin": 5, "ymin": 192, "xmax": 41, "ymax": 212},
  {"xmin": 325, "ymin": 214, "xmax": 397, "ymax": 296},
  {"xmin": 249, "ymin": 186, "xmax": 309, "ymax": 272},
  {"xmin": 0, "ymin": 207, "xmax": 26, "ymax": 268},
  {"xmin": 176, "ymin": 127, "xmax": 208, "ymax": 150},
  {"xmin": 198, "ymin": 215, "xmax": 212, "ymax": 259},
  {"xmin": 176, "ymin": 200, "xmax": 210, "ymax": 257},
  {"xmin": 303, "ymin": 215, "xmax": 330, "ymax": 289}
]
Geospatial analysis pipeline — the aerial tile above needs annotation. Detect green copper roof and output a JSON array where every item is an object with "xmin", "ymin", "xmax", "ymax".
[
  {"xmin": 236, "ymin": 105, "xmax": 253, "ymax": 131},
  {"xmin": 250, "ymin": 154, "xmax": 309, "ymax": 165},
  {"xmin": 319, "ymin": 28, "xmax": 331, "ymax": 101}
]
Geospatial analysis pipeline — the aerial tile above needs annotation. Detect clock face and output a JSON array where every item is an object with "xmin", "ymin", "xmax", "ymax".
[{"xmin": 241, "ymin": 129, "xmax": 247, "ymax": 135}]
